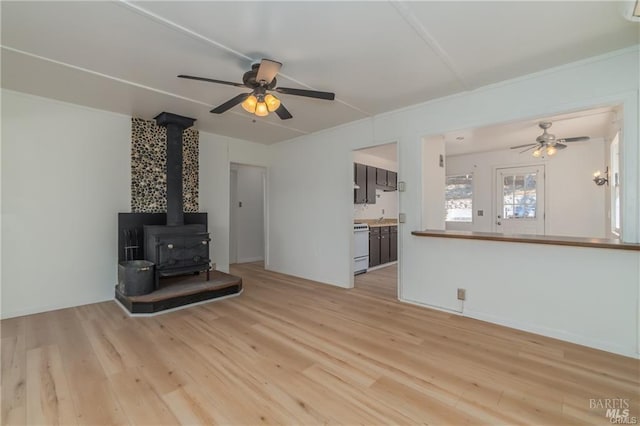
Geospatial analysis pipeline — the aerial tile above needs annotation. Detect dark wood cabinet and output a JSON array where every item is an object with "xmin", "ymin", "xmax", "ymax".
[
  {"xmin": 390, "ymin": 226, "xmax": 398, "ymax": 262},
  {"xmin": 354, "ymin": 163, "xmax": 396, "ymax": 204},
  {"xmin": 354, "ymin": 163, "xmax": 367, "ymax": 204},
  {"xmin": 366, "ymin": 165, "xmax": 377, "ymax": 205},
  {"xmin": 380, "ymin": 226, "xmax": 390, "ymax": 264},
  {"xmin": 387, "ymin": 171, "xmax": 397, "ymax": 191},
  {"xmin": 368, "ymin": 225, "xmax": 398, "ymax": 268},
  {"xmin": 376, "ymin": 168, "xmax": 387, "ymax": 186},
  {"xmin": 376, "ymin": 168, "xmax": 397, "ymax": 191},
  {"xmin": 369, "ymin": 227, "xmax": 380, "ymax": 267}
]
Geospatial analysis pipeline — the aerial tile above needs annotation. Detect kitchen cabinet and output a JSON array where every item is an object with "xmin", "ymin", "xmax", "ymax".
[
  {"xmin": 354, "ymin": 163, "xmax": 367, "ymax": 204},
  {"xmin": 369, "ymin": 227, "xmax": 380, "ymax": 267},
  {"xmin": 376, "ymin": 168, "xmax": 397, "ymax": 191},
  {"xmin": 354, "ymin": 163, "xmax": 396, "ymax": 204},
  {"xmin": 353, "ymin": 163, "xmax": 376, "ymax": 204},
  {"xmin": 368, "ymin": 225, "xmax": 398, "ymax": 268},
  {"xmin": 390, "ymin": 226, "xmax": 398, "ymax": 262},
  {"xmin": 380, "ymin": 226, "xmax": 390, "ymax": 264},
  {"xmin": 366, "ymin": 166, "xmax": 377, "ymax": 205},
  {"xmin": 386, "ymin": 171, "xmax": 397, "ymax": 191},
  {"xmin": 376, "ymin": 168, "xmax": 387, "ymax": 186}
]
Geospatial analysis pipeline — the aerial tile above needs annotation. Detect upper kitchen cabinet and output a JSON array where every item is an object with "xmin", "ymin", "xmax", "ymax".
[
  {"xmin": 354, "ymin": 162, "xmax": 377, "ymax": 204},
  {"xmin": 354, "ymin": 163, "xmax": 367, "ymax": 204},
  {"xmin": 376, "ymin": 168, "xmax": 387, "ymax": 186},
  {"xmin": 366, "ymin": 166, "xmax": 377, "ymax": 205},
  {"xmin": 354, "ymin": 163, "xmax": 397, "ymax": 204},
  {"xmin": 375, "ymin": 168, "xmax": 397, "ymax": 191},
  {"xmin": 386, "ymin": 171, "xmax": 397, "ymax": 191}
]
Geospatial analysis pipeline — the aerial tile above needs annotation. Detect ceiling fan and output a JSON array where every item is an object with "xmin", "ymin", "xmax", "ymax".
[
  {"xmin": 510, "ymin": 122, "xmax": 590, "ymax": 157},
  {"xmin": 178, "ymin": 59, "xmax": 335, "ymax": 120}
]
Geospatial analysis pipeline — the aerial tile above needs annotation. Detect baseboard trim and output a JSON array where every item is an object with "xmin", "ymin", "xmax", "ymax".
[
  {"xmin": 236, "ymin": 256, "xmax": 264, "ymax": 264},
  {"xmin": 463, "ymin": 308, "xmax": 639, "ymax": 359},
  {"xmin": 1, "ymin": 293, "xmax": 113, "ymax": 319}
]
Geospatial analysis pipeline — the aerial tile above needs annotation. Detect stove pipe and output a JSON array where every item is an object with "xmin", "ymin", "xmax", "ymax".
[{"xmin": 154, "ymin": 112, "xmax": 196, "ymax": 226}]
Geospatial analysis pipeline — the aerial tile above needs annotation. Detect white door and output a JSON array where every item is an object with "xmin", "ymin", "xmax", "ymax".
[{"xmin": 495, "ymin": 165, "xmax": 545, "ymax": 235}]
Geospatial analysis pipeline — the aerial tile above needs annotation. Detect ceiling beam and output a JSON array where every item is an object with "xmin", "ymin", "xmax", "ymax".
[{"xmin": 389, "ymin": 0, "xmax": 470, "ymax": 90}]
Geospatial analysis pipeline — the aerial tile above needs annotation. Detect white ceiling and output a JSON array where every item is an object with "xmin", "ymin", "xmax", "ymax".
[
  {"xmin": 444, "ymin": 105, "xmax": 618, "ymax": 156},
  {"xmin": 1, "ymin": 1, "xmax": 637, "ymax": 145}
]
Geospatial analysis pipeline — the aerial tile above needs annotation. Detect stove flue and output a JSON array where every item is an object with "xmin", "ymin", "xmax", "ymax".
[{"xmin": 143, "ymin": 112, "xmax": 211, "ymax": 287}]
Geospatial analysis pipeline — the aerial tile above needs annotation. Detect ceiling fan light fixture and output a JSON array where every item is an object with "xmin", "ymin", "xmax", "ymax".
[
  {"xmin": 532, "ymin": 148, "xmax": 543, "ymax": 158},
  {"xmin": 255, "ymin": 101, "xmax": 269, "ymax": 117},
  {"xmin": 264, "ymin": 94, "xmax": 281, "ymax": 112},
  {"xmin": 241, "ymin": 95, "xmax": 258, "ymax": 113},
  {"xmin": 546, "ymin": 145, "xmax": 557, "ymax": 156}
]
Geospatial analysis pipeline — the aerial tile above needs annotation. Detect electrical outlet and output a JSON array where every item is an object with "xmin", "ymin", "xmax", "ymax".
[{"xmin": 457, "ymin": 288, "xmax": 466, "ymax": 301}]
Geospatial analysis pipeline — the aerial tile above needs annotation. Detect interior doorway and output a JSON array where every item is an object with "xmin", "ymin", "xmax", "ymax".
[
  {"xmin": 351, "ymin": 142, "xmax": 399, "ymax": 300},
  {"xmin": 229, "ymin": 163, "xmax": 266, "ymax": 265}
]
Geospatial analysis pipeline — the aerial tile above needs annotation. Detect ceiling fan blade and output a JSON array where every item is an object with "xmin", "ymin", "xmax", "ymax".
[
  {"xmin": 210, "ymin": 93, "xmax": 251, "ymax": 114},
  {"xmin": 555, "ymin": 143, "xmax": 568, "ymax": 150},
  {"xmin": 520, "ymin": 145, "xmax": 538, "ymax": 154},
  {"xmin": 256, "ymin": 59, "xmax": 282, "ymax": 85},
  {"xmin": 510, "ymin": 143, "xmax": 537, "ymax": 149},
  {"xmin": 274, "ymin": 103, "xmax": 293, "ymax": 120},
  {"xmin": 558, "ymin": 136, "xmax": 590, "ymax": 143},
  {"xmin": 178, "ymin": 75, "xmax": 245, "ymax": 88},
  {"xmin": 275, "ymin": 87, "xmax": 335, "ymax": 100}
]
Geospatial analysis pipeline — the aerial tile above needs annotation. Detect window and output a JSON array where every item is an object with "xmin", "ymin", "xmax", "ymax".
[
  {"xmin": 445, "ymin": 174, "xmax": 473, "ymax": 222},
  {"xmin": 501, "ymin": 172, "xmax": 537, "ymax": 219},
  {"xmin": 611, "ymin": 132, "xmax": 621, "ymax": 236}
]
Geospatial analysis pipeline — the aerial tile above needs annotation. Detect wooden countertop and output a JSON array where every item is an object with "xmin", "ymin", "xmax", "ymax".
[
  {"xmin": 356, "ymin": 219, "xmax": 398, "ymax": 228},
  {"xmin": 411, "ymin": 229, "xmax": 640, "ymax": 251}
]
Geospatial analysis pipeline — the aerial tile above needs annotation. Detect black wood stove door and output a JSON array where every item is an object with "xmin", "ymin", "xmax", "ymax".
[{"xmin": 155, "ymin": 233, "xmax": 210, "ymax": 271}]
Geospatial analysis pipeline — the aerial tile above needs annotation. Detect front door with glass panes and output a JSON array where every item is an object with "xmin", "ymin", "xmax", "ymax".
[{"xmin": 495, "ymin": 165, "xmax": 545, "ymax": 235}]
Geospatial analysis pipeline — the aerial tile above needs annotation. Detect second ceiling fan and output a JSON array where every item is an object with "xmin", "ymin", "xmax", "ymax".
[
  {"xmin": 510, "ymin": 122, "xmax": 590, "ymax": 157},
  {"xmin": 178, "ymin": 59, "xmax": 335, "ymax": 120}
]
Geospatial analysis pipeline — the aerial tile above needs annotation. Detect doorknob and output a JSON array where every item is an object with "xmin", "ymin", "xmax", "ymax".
[{"xmin": 496, "ymin": 221, "xmax": 502, "ymax": 225}]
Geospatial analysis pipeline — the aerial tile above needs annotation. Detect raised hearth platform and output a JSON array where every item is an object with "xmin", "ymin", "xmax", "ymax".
[{"xmin": 115, "ymin": 270, "xmax": 242, "ymax": 315}]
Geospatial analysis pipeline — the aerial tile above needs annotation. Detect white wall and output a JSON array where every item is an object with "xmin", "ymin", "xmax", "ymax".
[
  {"xmin": 1, "ymin": 90, "xmax": 131, "ymax": 318},
  {"xmin": 446, "ymin": 139, "xmax": 607, "ymax": 238},
  {"xmin": 353, "ymin": 150, "xmax": 398, "ymax": 220},
  {"xmin": 267, "ymin": 47, "xmax": 640, "ymax": 357},
  {"xmin": 232, "ymin": 164, "xmax": 265, "ymax": 263}
]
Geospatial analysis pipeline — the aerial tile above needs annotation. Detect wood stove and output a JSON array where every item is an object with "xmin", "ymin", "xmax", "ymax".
[
  {"xmin": 142, "ymin": 112, "xmax": 211, "ymax": 288},
  {"xmin": 116, "ymin": 112, "xmax": 242, "ymax": 315},
  {"xmin": 144, "ymin": 224, "xmax": 210, "ymax": 287}
]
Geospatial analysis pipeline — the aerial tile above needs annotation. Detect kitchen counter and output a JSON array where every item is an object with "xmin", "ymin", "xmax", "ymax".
[
  {"xmin": 411, "ymin": 229, "xmax": 640, "ymax": 251},
  {"xmin": 355, "ymin": 219, "xmax": 398, "ymax": 228}
]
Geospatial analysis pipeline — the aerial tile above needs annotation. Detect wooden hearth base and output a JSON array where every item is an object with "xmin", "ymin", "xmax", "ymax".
[{"xmin": 115, "ymin": 270, "xmax": 242, "ymax": 314}]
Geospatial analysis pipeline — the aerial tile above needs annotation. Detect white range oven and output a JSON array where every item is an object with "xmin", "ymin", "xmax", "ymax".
[{"xmin": 354, "ymin": 223, "xmax": 369, "ymax": 275}]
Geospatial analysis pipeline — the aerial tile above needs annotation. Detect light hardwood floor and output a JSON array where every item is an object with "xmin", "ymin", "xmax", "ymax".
[
  {"xmin": 355, "ymin": 263, "xmax": 398, "ymax": 299},
  {"xmin": 2, "ymin": 262, "xmax": 638, "ymax": 425}
]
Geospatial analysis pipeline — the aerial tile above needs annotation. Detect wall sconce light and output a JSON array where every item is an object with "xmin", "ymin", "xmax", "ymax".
[{"xmin": 593, "ymin": 167, "xmax": 609, "ymax": 186}]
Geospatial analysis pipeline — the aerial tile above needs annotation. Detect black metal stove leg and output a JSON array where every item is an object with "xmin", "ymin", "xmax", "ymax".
[{"xmin": 206, "ymin": 268, "xmax": 210, "ymax": 282}]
